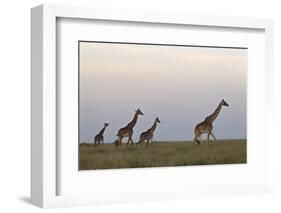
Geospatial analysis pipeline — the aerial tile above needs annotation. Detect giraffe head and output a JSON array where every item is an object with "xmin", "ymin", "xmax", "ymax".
[
  {"xmin": 222, "ymin": 99, "xmax": 229, "ymax": 107},
  {"xmin": 136, "ymin": 108, "xmax": 144, "ymax": 116},
  {"xmin": 104, "ymin": 123, "xmax": 109, "ymax": 127},
  {"xmin": 156, "ymin": 117, "xmax": 161, "ymax": 123}
]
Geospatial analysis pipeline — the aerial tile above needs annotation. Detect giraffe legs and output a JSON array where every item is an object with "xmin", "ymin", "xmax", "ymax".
[
  {"xmin": 118, "ymin": 136, "xmax": 123, "ymax": 146},
  {"xmin": 126, "ymin": 137, "xmax": 130, "ymax": 146},
  {"xmin": 114, "ymin": 138, "xmax": 120, "ymax": 147},
  {"xmin": 211, "ymin": 132, "xmax": 216, "ymax": 140},
  {"xmin": 194, "ymin": 128, "xmax": 201, "ymax": 145},
  {"xmin": 206, "ymin": 132, "xmax": 216, "ymax": 148},
  {"xmin": 199, "ymin": 133, "xmax": 202, "ymax": 144},
  {"xmin": 151, "ymin": 136, "xmax": 154, "ymax": 145},
  {"xmin": 196, "ymin": 130, "xmax": 216, "ymax": 147},
  {"xmin": 137, "ymin": 139, "xmax": 144, "ymax": 146},
  {"xmin": 146, "ymin": 139, "xmax": 149, "ymax": 148},
  {"xmin": 127, "ymin": 133, "xmax": 134, "ymax": 146},
  {"xmin": 207, "ymin": 133, "xmax": 210, "ymax": 148},
  {"xmin": 194, "ymin": 134, "xmax": 199, "ymax": 145}
]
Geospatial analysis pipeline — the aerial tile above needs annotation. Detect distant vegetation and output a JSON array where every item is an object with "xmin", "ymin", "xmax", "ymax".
[{"xmin": 79, "ymin": 140, "xmax": 246, "ymax": 170}]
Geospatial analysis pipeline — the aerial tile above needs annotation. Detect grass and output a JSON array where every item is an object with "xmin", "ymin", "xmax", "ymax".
[{"xmin": 79, "ymin": 139, "xmax": 246, "ymax": 170}]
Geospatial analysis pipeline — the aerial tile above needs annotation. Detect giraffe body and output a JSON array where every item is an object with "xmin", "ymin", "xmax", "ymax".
[
  {"xmin": 194, "ymin": 99, "xmax": 229, "ymax": 145},
  {"xmin": 137, "ymin": 117, "xmax": 160, "ymax": 147},
  {"xmin": 116, "ymin": 108, "xmax": 143, "ymax": 146},
  {"xmin": 94, "ymin": 123, "xmax": 109, "ymax": 146}
]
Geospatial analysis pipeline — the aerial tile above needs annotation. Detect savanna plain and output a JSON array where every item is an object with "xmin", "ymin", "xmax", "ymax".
[{"xmin": 79, "ymin": 140, "xmax": 246, "ymax": 170}]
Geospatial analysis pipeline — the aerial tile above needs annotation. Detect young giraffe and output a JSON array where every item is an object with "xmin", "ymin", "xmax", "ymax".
[
  {"xmin": 94, "ymin": 123, "xmax": 109, "ymax": 146},
  {"xmin": 137, "ymin": 117, "xmax": 161, "ymax": 147},
  {"xmin": 194, "ymin": 99, "xmax": 229, "ymax": 145},
  {"xmin": 115, "ymin": 108, "xmax": 143, "ymax": 147}
]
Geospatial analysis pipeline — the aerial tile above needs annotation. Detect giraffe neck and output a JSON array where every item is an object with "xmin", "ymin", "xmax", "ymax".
[
  {"xmin": 127, "ymin": 113, "xmax": 139, "ymax": 129},
  {"xmin": 206, "ymin": 102, "xmax": 223, "ymax": 124},
  {"xmin": 98, "ymin": 126, "xmax": 106, "ymax": 136},
  {"xmin": 149, "ymin": 120, "xmax": 158, "ymax": 133}
]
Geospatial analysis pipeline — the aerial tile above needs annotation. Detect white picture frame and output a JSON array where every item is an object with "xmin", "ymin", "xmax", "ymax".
[{"xmin": 31, "ymin": 4, "xmax": 274, "ymax": 208}]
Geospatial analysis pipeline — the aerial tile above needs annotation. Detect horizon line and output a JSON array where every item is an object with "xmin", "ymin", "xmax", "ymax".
[{"xmin": 79, "ymin": 138, "xmax": 247, "ymax": 144}]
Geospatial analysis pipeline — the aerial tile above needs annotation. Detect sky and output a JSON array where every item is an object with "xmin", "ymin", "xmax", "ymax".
[{"xmin": 79, "ymin": 42, "xmax": 247, "ymax": 143}]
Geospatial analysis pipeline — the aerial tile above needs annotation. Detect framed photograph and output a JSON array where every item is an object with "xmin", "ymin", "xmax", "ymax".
[
  {"xmin": 78, "ymin": 41, "xmax": 247, "ymax": 170},
  {"xmin": 31, "ymin": 4, "xmax": 274, "ymax": 208}
]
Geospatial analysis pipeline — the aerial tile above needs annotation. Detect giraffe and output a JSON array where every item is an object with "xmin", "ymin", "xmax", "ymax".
[
  {"xmin": 137, "ymin": 117, "xmax": 160, "ymax": 147},
  {"xmin": 193, "ymin": 99, "xmax": 229, "ymax": 145},
  {"xmin": 115, "ymin": 108, "xmax": 143, "ymax": 147},
  {"xmin": 94, "ymin": 123, "xmax": 109, "ymax": 146}
]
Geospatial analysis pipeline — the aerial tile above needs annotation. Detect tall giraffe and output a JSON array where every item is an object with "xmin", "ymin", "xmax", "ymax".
[
  {"xmin": 137, "ymin": 117, "xmax": 161, "ymax": 147},
  {"xmin": 94, "ymin": 123, "xmax": 109, "ymax": 146},
  {"xmin": 116, "ymin": 108, "xmax": 143, "ymax": 146},
  {"xmin": 193, "ymin": 99, "xmax": 229, "ymax": 145}
]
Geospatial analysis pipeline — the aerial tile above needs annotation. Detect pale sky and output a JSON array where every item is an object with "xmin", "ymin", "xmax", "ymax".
[{"xmin": 79, "ymin": 42, "xmax": 247, "ymax": 143}]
